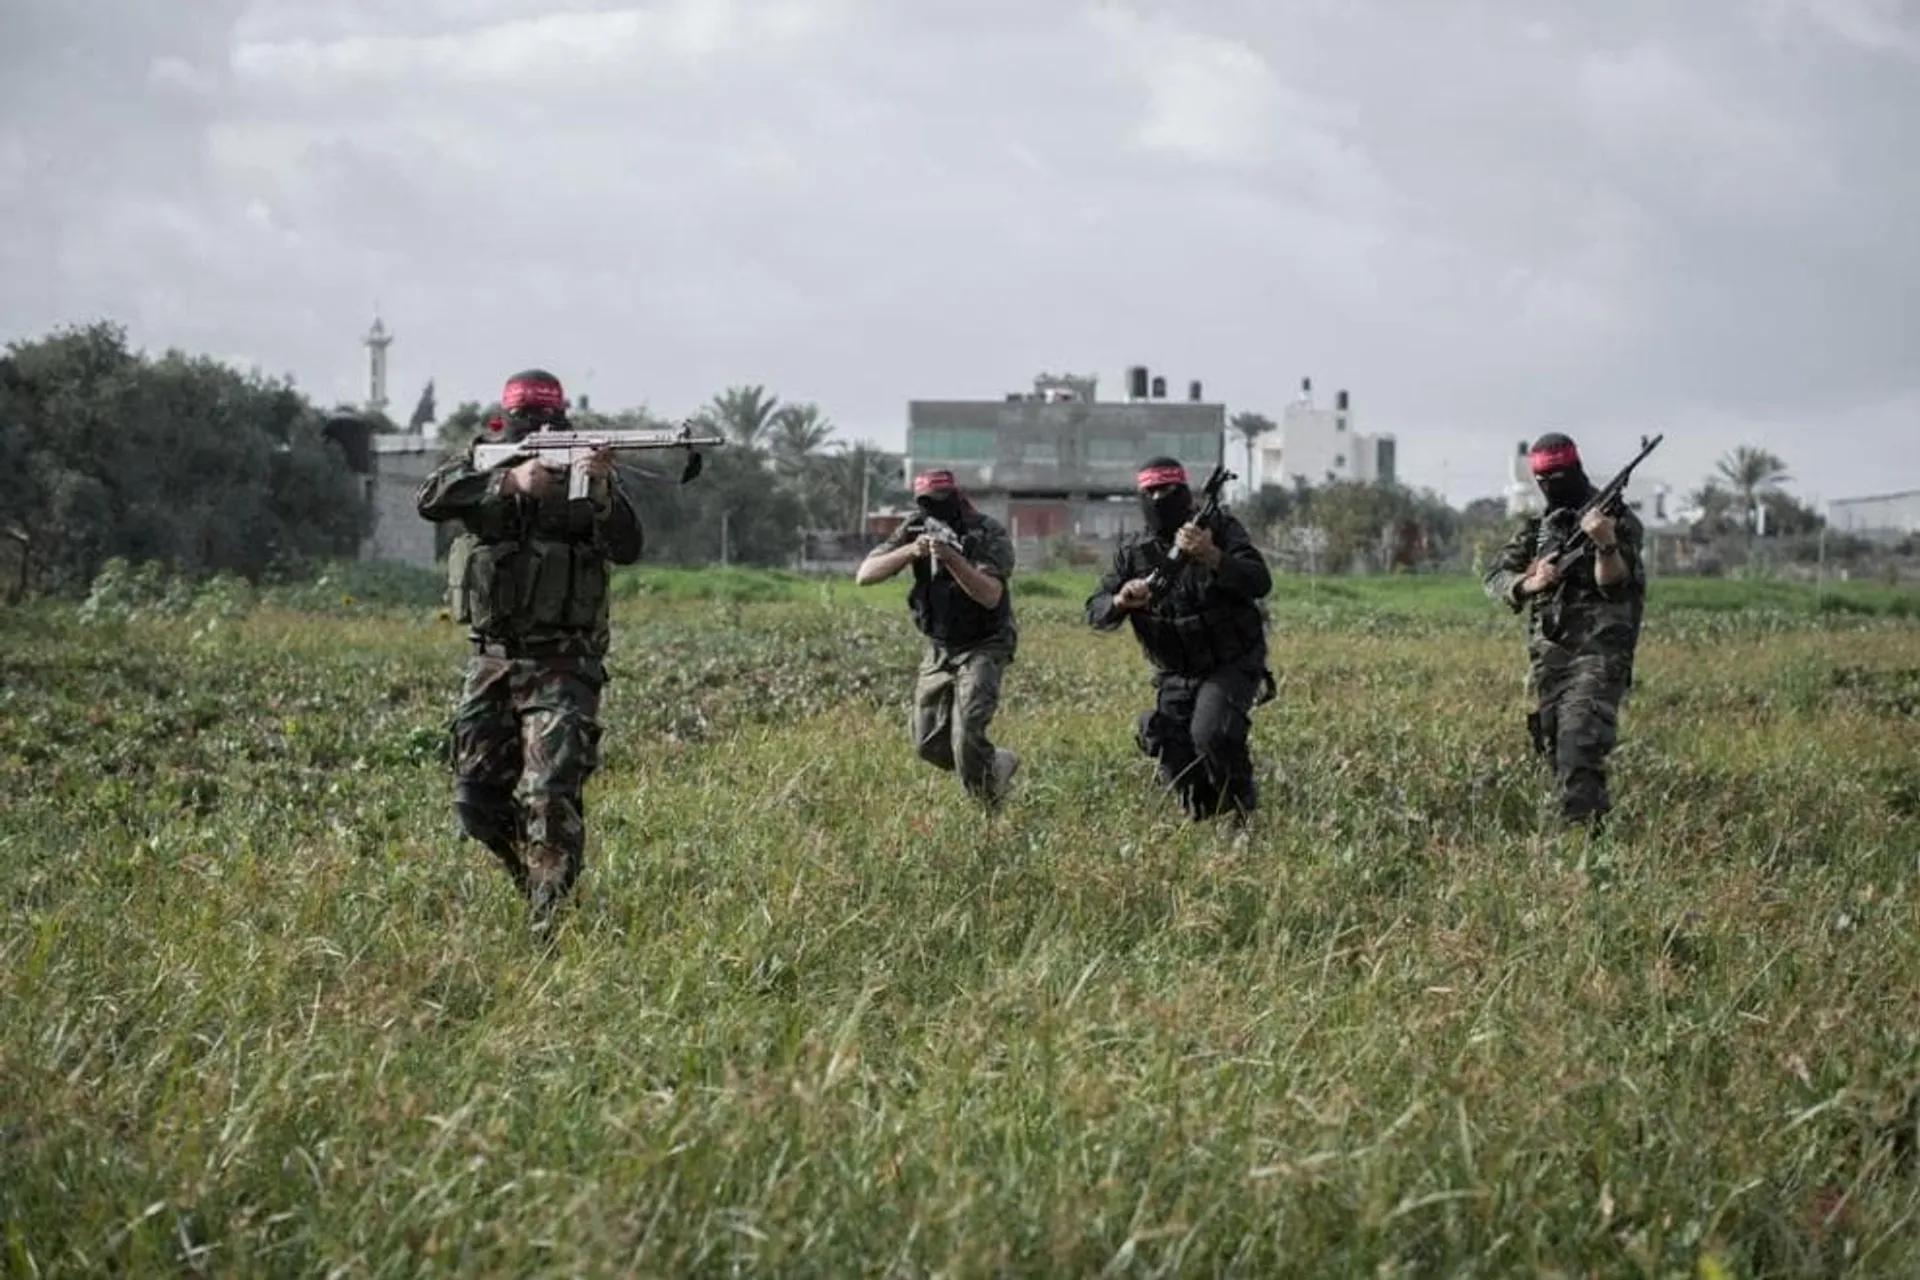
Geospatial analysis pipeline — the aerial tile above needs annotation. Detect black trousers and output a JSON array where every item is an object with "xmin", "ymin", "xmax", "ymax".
[{"xmin": 1135, "ymin": 658, "xmax": 1264, "ymax": 820}]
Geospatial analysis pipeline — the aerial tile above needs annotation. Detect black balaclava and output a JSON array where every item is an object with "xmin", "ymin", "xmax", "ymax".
[
  {"xmin": 1528, "ymin": 432, "xmax": 1593, "ymax": 512},
  {"xmin": 912, "ymin": 469, "xmax": 966, "ymax": 524},
  {"xmin": 1137, "ymin": 456, "xmax": 1194, "ymax": 539}
]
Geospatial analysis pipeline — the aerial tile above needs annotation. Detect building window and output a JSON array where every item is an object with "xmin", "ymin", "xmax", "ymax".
[
  {"xmin": 1139, "ymin": 432, "xmax": 1222, "ymax": 464},
  {"xmin": 912, "ymin": 427, "xmax": 999, "ymax": 461},
  {"xmin": 1087, "ymin": 437, "xmax": 1137, "ymax": 464},
  {"xmin": 1335, "ymin": 454, "xmax": 1346, "ymax": 468},
  {"xmin": 1021, "ymin": 441, "xmax": 1058, "ymax": 464}
]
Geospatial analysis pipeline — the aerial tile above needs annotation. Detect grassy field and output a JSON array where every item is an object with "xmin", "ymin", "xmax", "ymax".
[{"xmin": 2, "ymin": 566, "xmax": 1917, "ymax": 1276}]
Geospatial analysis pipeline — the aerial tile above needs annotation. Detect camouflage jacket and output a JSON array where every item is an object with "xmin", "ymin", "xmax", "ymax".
[
  {"xmin": 878, "ymin": 507, "xmax": 1018, "ymax": 658},
  {"xmin": 416, "ymin": 443, "xmax": 643, "ymax": 656},
  {"xmin": 1483, "ymin": 505, "xmax": 1646, "ymax": 658},
  {"xmin": 1086, "ymin": 514, "xmax": 1272, "ymax": 676}
]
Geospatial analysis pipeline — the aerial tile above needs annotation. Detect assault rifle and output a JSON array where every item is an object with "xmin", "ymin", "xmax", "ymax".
[
  {"xmin": 1143, "ymin": 462, "xmax": 1237, "ymax": 603},
  {"xmin": 472, "ymin": 420, "xmax": 728, "ymax": 498},
  {"xmin": 1539, "ymin": 432, "xmax": 1664, "ymax": 579},
  {"xmin": 916, "ymin": 515, "xmax": 966, "ymax": 576}
]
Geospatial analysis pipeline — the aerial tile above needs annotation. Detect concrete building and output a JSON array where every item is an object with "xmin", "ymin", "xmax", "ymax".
[
  {"xmin": 1252, "ymin": 378, "xmax": 1396, "ymax": 490},
  {"xmin": 1828, "ymin": 488, "xmax": 1920, "ymax": 545},
  {"xmin": 905, "ymin": 365, "xmax": 1227, "ymax": 541},
  {"xmin": 322, "ymin": 414, "xmax": 443, "ymax": 570}
]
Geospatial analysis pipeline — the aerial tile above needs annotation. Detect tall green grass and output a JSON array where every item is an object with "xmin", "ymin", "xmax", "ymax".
[{"xmin": 1, "ymin": 574, "xmax": 1915, "ymax": 1276}]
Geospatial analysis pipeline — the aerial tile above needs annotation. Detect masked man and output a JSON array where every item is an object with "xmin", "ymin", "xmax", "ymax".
[
  {"xmin": 856, "ymin": 469, "xmax": 1020, "ymax": 806},
  {"xmin": 1086, "ymin": 457, "xmax": 1273, "ymax": 823},
  {"xmin": 416, "ymin": 368, "xmax": 643, "ymax": 934},
  {"xmin": 1483, "ymin": 431, "xmax": 1647, "ymax": 828}
]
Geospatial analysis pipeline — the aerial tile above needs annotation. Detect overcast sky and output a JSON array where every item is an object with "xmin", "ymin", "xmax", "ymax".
[{"xmin": 3, "ymin": 0, "xmax": 1915, "ymax": 505}]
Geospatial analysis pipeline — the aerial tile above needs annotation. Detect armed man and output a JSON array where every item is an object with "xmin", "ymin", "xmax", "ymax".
[
  {"xmin": 416, "ymin": 368, "xmax": 642, "ymax": 935},
  {"xmin": 855, "ymin": 468, "xmax": 1020, "ymax": 806},
  {"xmin": 1483, "ymin": 431, "xmax": 1651, "ymax": 830},
  {"xmin": 1087, "ymin": 457, "xmax": 1273, "ymax": 824}
]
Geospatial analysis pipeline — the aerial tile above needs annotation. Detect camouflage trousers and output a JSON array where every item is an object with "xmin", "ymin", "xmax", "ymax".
[
  {"xmin": 1136, "ymin": 658, "xmax": 1263, "ymax": 821},
  {"xmin": 912, "ymin": 641, "xmax": 1008, "ymax": 798},
  {"xmin": 1528, "ymin": 647, "xmax": 1632, "ymax": 825},
  {"xmin": 448, "ymin": 653, "xmax": 605, "ymax": 895}
]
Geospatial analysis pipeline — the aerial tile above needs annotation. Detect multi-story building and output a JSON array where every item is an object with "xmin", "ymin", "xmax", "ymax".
[
  {"xmin": 904, "ymin": 365, "xmax": 1227, "ymax": 541},
  {"xmin": 1252, "ymin": 378, "xmax": 1396, "ymax": 490}
]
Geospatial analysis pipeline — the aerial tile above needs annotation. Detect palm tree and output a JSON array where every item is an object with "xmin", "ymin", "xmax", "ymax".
[
  {"xmin": 1713, "ymin": 446, "xmax": 1790, "ymax": 535},
  {"xmin": 707, "ymin": 384, "xmax": 782, "ymax": 451},
  {"xmin": 769, "ymin": 402, "xmax": 836, "ymax": 473},
  {"xmin": 812, "ymin": 441, "xmax": 904, "ymax": 531},
  {"xmin": 1229, "ymin": 411, "xmax": 1277, "ymax": 490}
]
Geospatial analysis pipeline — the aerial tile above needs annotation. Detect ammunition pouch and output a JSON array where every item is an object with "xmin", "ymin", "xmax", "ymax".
[
  {"xmin": 1133, "ymin": 604, "xmax": 1265, "ymax": 677},
  {"xmin": 448, "ymin": 534, "xmax": 608, "ymax": 636}
]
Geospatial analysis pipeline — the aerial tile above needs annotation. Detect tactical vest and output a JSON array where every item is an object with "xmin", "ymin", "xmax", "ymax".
[
  {"xmin": 445, "ymin": 489, "xmax": 610, "ymax": 640},
  {"xmin": 908, "ymin": 521, "xmax": 1010, "ymax": 650},
  {"xmin": 1130, "ymin": 601, "xmax": 1265, "ymax": 675},
  {"xmin": 1124, "ymin": 535, "xmax": 1266, "ymax": 675},
  {"xmin": 1520, "ymin": 510, "xmax": 1645, "ymax": 651}
]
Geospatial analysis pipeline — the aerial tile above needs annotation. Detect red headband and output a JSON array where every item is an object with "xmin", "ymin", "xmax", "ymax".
[
  {"xmin": 1136, "ymin": 463, "xmax": 1188, "ymax": 490},
  {"xmin": 1528, "ymin": 443, "xmax": 1581, "ymax": 475},
  {"xmin": 913, "ymin": 469, "xmax": 958, "ymax": 495},
  {"xmin": 502, "ymin": 377, "xmax": 566, "ymax": 413}
]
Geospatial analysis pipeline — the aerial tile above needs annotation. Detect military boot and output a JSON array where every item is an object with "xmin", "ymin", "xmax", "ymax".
[
  {"xmin": 483, "ymin": 839, "xmax": 530, "ymax": 898},
  {"xmin": 523, "ymin": 843, "xmax": 573, "ymax": 938}
]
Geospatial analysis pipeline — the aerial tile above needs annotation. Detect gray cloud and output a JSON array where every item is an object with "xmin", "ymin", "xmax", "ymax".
[{"xmin": 1, "ymin": 0, "xmax": 1915, "ymax": 504}]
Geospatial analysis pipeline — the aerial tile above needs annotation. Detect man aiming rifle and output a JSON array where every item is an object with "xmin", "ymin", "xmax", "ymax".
[
  {"xmin": 416, "ymin": 368, "xmax": 716, "ymax": 936},
  {"xmin": 855, "ymin": 469, "xmax": 1021, "ymax": 807}
]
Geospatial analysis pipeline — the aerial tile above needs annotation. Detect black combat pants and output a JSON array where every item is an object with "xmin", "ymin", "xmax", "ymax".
[
  {"xmin": 1529, "ymin": 648, "xmax": 1631, "ymax": 825},
  {"xmin": 1135, "ymin": 657, "xmax": 1264, "ymax": 821}
]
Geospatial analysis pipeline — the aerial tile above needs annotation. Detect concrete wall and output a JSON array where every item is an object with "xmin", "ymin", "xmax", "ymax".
[{"xmin": 365, "ymin": 435, "xmax": 443, "ymax": 570}]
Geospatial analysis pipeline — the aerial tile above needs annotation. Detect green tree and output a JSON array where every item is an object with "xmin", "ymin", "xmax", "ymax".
[
  {"xmin": 0, "ymin": 321, "xmax": 367, "ymax": 594},
  {"xmin": 769, "ymin": 402, "xmax": 835, "ymax": 470},
  {"xmin": 707, "ymin": 384, "xmax": 782, "ymax": 451},
  {"xmin": 407, "ymin": 378, "xmax": 436, "ymax": 434},
  {"xmin": 1228, "ymin": 411, "xmax": 1277, "ymax": 489},
  {"xmin": 1713, "ymin": 446, "xmax": 1791, "ymax": 535},
  {"xmin": 436, "ymin": 401, "xmax": 491, "ymax": 457}
]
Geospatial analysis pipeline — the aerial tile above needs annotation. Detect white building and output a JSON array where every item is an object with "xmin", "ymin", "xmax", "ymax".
[
  {"xmin": 1829, "ymin": 488, "xmax": 1920, "ymax": 545},
  {"xmin": 1504, "ymin": 439, "xmax": 1545, "ymax": 518},
  {"xmin": 1252, "ymin": 378, "xmax": 1396, "ymax": 490}
]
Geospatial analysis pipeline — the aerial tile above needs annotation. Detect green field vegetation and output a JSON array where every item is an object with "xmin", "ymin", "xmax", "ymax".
[{"xmin": 2, "ymin": 566, "xmax": 1917, "ymax": 1276}]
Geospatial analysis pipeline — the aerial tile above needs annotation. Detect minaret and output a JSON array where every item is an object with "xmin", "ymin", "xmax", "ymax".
[{"xmin": 362, "ymin": 311, "xmax": 392, "ymax": 416}]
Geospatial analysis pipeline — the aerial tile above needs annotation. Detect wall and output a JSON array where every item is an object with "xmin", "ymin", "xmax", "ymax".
[{"xmin": 365, "ymin": 435, "xmax": 443, "ymax": 570}]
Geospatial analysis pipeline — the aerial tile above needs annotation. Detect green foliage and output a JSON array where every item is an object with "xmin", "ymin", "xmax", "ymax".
[
  {"xmin": 0, "ymin": 322, "xmax": 369, "ymax": 595},
  {"xmin": 1, "ymin": 581, "xmax": 1916, "ymax": 1274}
]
